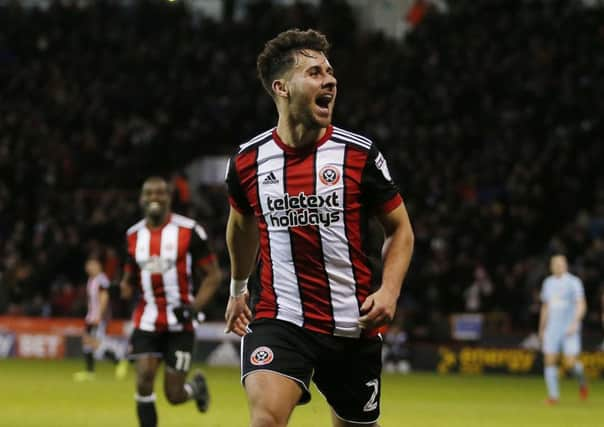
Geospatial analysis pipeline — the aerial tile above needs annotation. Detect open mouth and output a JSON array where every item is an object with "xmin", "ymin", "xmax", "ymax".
[
  {"xmin": 315, "ymin": 94, "xmax": 333, "ymax": 110},
  {"xmin": 148, "ymin": 201, "xmax": 163, "ymax": 214}
]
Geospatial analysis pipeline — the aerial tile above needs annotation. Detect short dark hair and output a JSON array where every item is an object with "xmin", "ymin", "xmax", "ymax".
[
  {"xmin": 86, "ymin": 251, "xmax": 103, "ymax": 264},
  {"xmin": 257, "ymin": 28, "xmax": 330, "ymax": 96}
]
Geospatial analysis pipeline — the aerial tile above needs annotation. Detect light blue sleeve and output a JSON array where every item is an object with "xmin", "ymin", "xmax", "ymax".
[
  {"xmin": 99, "ymin": 273, "xmax": 111, "ymax": 289},
  {"xmin": 573, "ymin": 277, "xmax": 585, "ymax": 301},
  {"xmin": 540, "ymin": 279, "xmax": 550, "ymax": 303}
]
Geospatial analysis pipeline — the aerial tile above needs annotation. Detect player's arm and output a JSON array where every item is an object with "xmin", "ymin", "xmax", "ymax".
[
  {"xmin": 359, "ymin": 201, "xmax": 414, "ymax": 329},
  {"xmin": 191, "ymin": 256, "xmax": 223, "ymax": 312},
  {"xmin": 172, "ymin": 224, "xmax": 223, "ymax": 323},
  {"xmin": 566, "ymin": 279, "xmax": 587, "ymax": 335},
  {"xmin": 120, "ymin": 269, "xmax": 134, "ymax": 300},
  {"xmin": 567, "ymin": 296, "xmax": 586, "ymax": 336},
  {"xmin": 224, "ymin": 207, "xmax": 258, "ymax": 335},
  {"xmin": 538, "ymin": 302, "xmax": 548, "ymax": 341},
  {"xmin": 119, "ymin": 237, "xmax": 137, "ymax": 301}
]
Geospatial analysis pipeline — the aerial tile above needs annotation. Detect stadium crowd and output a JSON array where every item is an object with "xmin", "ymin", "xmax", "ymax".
[{"xmin": 1, "ymin": 0, "xmax": 603, "ymax": 340}]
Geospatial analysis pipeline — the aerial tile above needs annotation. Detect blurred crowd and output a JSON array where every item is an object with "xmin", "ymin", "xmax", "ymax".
[{"xmin": 0, "ymin": 0, "xmax": 603, "ymax": 340}]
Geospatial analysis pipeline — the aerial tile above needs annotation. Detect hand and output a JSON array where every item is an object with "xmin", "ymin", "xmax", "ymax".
[
  {"xmin": 224, "ymin": 292, "xmax": 252, "ymax": 337},
  {"xmin": 173, "ymin": 304, "xmax": 197, "ymax": 323},
  {"xmin": 120, "ymin": 280, "xmax": 133, "ymax": 300},
  {"xmin": 358, "ymin": 287, "xmax": 398, "ymax": 330},
  {"xmin": 565, "ymin": 322, "xmax": 578, "ymax": 336},
  {"xmin": 89, "ymin": 316, "xmax": 100, "ymax": 327}
]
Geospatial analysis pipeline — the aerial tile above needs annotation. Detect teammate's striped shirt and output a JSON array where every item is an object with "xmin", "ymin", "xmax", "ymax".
[
  {"xmin": 226, "ymin": 125, "xmax": 403, "ymax": 338},
  {"xmin": 124, "ymin": 213, "xmax": 216, "ymax": 332},
  {"xmin": 85, "ymin": 272, "xmax": 111, "ymax": 324}
]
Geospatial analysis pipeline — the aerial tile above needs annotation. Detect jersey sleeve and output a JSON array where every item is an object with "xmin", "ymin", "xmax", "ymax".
[
  {"xmin": 190, "ymin": 223, "xmax": 217, "ymax": 267},
  {"xmin": 573, "ymin": 277, "xmax": 585, "ymax": 300},
  {"xmin": 361, "ymin": 145, "xmax": 403, "ymax": 213},
  {"xmin": 98, "ymin": 273, "xmax": 111, "ymax": 290},
  {"xmin": 225, "ymin": 155, "xmax": 254, "ymax": 215},
  {"xmin": 123, "ymin": 235, "xmax": 138, "ymax": 274}
]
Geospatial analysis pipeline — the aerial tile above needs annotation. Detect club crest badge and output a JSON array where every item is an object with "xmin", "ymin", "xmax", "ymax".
[
  {"xmin": 319, "ymin": 165, "xmax": 340, "ymax": 186},
  {"xmin": 250, "ymin": 346, "xmax": 274, "ymax": 366}
]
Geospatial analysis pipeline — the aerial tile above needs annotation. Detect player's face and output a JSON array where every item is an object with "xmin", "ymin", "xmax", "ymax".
[
  {"xmin": 85, "ymin": 259, "xmax": 100, "ymax": 276},
  {"xmin": 140, "ymin": 180, "xmax": 171, "ymax": 222},
  {"xmin": 285, "ymin": 50, "xmax": 337, "ymax": 129},
  {"xmin": 550, "ymin": 256, "xmax": 568, "ymax": 276}
]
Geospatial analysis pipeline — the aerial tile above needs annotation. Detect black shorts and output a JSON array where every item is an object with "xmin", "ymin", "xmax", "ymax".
[
  {"xmin": 241, "ymin": 319, "xmax": 382, "ymax": 424},
  {"xmin": 129, "ymin": 329, "xmax": 194, "ymax": 372}
]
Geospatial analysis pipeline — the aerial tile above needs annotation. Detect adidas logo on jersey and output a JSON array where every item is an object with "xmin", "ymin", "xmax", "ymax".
[{"xmin": 263, "ymin": 172, "xmax": 279, "ymax": 184}]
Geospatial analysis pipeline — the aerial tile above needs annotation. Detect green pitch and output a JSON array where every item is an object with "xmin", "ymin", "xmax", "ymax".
[{"xmin": 0, "ymin": 359, "xmax": 601, "ymax": 427}]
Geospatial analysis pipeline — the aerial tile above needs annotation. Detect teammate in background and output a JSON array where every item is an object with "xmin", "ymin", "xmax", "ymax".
[
  {"xmin": 73, "ymin": 255, "xmax": 129, "ymax": 381},
  {"xmin": 538, "ymin": 254, "xmax": 588, "ymax": 404},
  {"xmin": 224, "ymin": 29, "xmax": 414, "ymax": 427},
  {"xmin": 120, "ymin": 176, "xmax": 222, "ymax": 427}
]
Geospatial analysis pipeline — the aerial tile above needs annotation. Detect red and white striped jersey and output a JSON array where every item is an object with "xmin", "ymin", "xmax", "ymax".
[
  {"xmin": 226, "ymin": 125, "xmax": 403, "ymax": 338},
  {"xmin": 85, "ymin": 272, "xmax": 111, "ymax": 324},
  {"xmin": 124, "ymin": 213, "xmax": 216, "ymax": 332}
]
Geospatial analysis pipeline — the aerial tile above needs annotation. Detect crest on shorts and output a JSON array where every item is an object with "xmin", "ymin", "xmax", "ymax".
[
  {"xmin": 319, "ymin": 165, "xmax": 340, "ymax": 186},
  {"xmin": 250, "ymin": 346, "xmax": 274, "ymax": 366}
]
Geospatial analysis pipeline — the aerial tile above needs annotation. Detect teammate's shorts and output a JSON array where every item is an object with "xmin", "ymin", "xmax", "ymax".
[
  {"xmin": 543, "ymin": 330, "xmax": 581, "ymax": 356},
  {"xmin": 129, "ymin": 329, "xmax": 194, "ymax": 372},
  {"xmin": 241, "ymin": 318, "xmax": 382, "ymax": 424}
]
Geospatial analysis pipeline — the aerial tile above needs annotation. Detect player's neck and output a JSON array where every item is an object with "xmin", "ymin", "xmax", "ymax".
[
  {"xmin": 146, "ymin": 212, "xmax": 170, "ymax": 229},
  {"xmin": 276, "ymin": 117, "xmax": 326, "ymax": 149}
]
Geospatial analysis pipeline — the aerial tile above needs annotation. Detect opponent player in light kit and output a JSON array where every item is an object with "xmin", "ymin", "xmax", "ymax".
[{"xmin": 539, "ymin": 254, "xmax": 588, "ymax": 404}]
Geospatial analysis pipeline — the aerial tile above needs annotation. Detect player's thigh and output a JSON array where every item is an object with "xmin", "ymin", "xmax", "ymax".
[
  {"xmin": 242, "ymin": 319, "xmax": 314, "ymax": 405},
  {"xmin": 562, "ymin": 333, "xmax": 581, "ymax": 359},
  {"xmin": 135, "ymin": 355, "xmax": 161, "ymax": 392},
  {"xmin": 162, "ymin": 331, "xmax": 194, "ymax": 372},
  {"xmin": 130, "ymin": 329, "xmax": 163, "ymax": 387},
  {"xmin": 245, "ymin": 371, "xmax": 302, "ymax": 426},
  {"xmin": 314, "ymin": 337, "xmax": 382, "ymax": 425},
  {"xmin": 136, "ymin": 355, "xmax": 162, "ymax": 376}
]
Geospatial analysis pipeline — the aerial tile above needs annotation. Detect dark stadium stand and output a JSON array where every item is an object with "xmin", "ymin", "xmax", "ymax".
[{"xmin": 1, "ymin": 0, "xmax": 603, "ymax": 340}]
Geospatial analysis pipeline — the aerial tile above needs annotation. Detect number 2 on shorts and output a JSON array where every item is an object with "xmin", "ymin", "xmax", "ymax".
[
  {"xmin": 363, "ymin": 378, "xmax": 379, "ymax": 412},
  {"xmin": 175, "ymin": 350, "xmax": 191, "ymax": 371}
]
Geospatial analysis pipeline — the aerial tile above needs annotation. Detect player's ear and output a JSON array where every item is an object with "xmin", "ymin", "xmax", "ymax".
[{"xmin": 272, "ymin": 79, "xmax": 288, "ymax": 99}]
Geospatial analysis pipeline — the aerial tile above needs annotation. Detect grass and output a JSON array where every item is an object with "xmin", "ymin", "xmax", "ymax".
[{"xmin": 0, "ymin": 359, "xmax": 601, "ymax": 426}]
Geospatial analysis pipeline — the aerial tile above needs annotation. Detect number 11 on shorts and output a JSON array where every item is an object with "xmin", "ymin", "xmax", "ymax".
[{"xmin": 175, "ymin": 351, "xmax": 191, "ymax": 371}]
